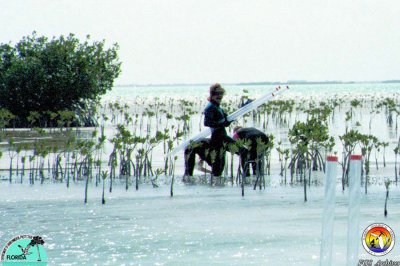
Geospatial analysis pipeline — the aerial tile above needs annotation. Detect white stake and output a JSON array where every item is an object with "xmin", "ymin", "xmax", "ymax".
[
  {"xmin": 346, "ymin": 154, "xmax": 362, "ymax": 266},
  {"xmin": 320, "ymin": 155, "xmax": 338, "ymax": 266}
]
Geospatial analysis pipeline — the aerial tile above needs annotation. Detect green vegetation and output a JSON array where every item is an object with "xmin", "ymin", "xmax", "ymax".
[
  {"xmin": 0, "ymin": 86, "xmax": 399, "ymax": 204},
  {"xmin": 288, "ymin": 115, "xmax": 334, "ymax": 202},
  {"xmin": 0, "ymin": 32, "xmax": 121, "ymax": 127}
]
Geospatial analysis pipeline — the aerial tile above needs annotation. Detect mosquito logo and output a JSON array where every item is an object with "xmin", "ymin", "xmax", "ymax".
[{"xmin": 1, "ymin": 235, "xmax": 47, "ymax": 264}]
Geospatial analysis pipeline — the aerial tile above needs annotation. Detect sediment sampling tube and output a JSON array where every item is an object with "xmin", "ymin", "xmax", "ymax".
[
  {"xmin": 320, "ymin": 156, "xmax": 338, "ymax": 266},
  {"xmin": 346, "ymin": 154, "xmax": 362, "ymax": 266},
  {"xmin": 167, "ymin": 86, "xmax": 290, "ymax": 157}
]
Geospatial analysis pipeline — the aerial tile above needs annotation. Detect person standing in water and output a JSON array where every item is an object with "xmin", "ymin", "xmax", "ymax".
[{"xmin": 203, "ymin": 83, "xmax": 235, "ymax": 176}]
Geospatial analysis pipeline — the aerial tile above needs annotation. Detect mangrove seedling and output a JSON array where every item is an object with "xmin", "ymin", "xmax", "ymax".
[
  {"xmin": 339, "ymin": 129, "xmax": 363, "ymax": 190},
  {"xmin": 394, "ymin": 146, "xmax": 399, "ymax": 185},
  {"xmin": 384, "ymin": 179, "xmax": 390, "ymax": 217},
  {"xmin": 101, "ymin": 170, "xmax": 108, "ymax": 204},
  {"xmin": 152, "ymin": 168, "xmax": 164, "ymax": 188}
]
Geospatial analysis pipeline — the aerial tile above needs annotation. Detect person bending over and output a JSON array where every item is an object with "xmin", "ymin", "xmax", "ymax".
[
  {"xmin": 233, "ymin": 126, "xmax": 270, "ymax": 176},
  {"xmin": 184, "ymin": 138, "xmax": 213, "ymax": 176}
]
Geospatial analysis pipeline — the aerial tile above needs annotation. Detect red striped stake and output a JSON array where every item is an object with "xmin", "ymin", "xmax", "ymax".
[
  {"xmin": 320, "ymin": 155, "xmax": 338, "ymax": 266},
  {"xmin": 327, "ymin": 155, "xmax": 338, "ymax": 162},
  {"xmin": 347, "ymin": 154, "xmax": 362, "ymax": 266},
  {"xmin": 350, "ymin": 154, "xmax": 362, "ymax": 160}
]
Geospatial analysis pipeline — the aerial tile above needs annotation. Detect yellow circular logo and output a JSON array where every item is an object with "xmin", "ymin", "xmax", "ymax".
[{"xmin": 362, "ymin": 223, "xmax": 395, "ymax": 256}]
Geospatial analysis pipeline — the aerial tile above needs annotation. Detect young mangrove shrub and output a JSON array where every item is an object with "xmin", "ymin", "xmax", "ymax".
[
  {"xmin": 101, "ymin": 171, "xmax": 108, "ymax": 205},
  {"xmin": 339, "ymin": 129, "xmax": 363, "ymax": 190},
  {"xmin": 264, "ymin": 134, "xmax": 275, "ymax": 176},
  {"xmin": 350, "ymin": 99, "xmax": 362, "ymax": 119},
  {"xmin": 276, "ymin": 141, "xmax": 285, "ymax": 176},
  {"xmin": 361, "ymin": 136, "xmax": 376, "ymax": 193},
  {"xmin": 376, "ymin": 98, "xmax": 398, "ymax": 128},
  {"xmin": 395, "ymin": 146, "xmax": 400, "ymax": 185},
  {"xmin": 0, "ymin": 32, "xmax": 121, "ymax": 127},
  {"xmin": 289, "ymin": 117, "xmax": 332, "ymax": 181},
  {"xmin": 304, "ymin": 104, "xmax": 333, "ymax": 123},
  {"xmin": 289, "ymin": 117, "xmax": 332, "ymax": 202},
  {"xmin": 0, "ymin": 108, "xmax": 15, "ymax": 130},
  {"xmin": 152, "ymin": 168, "xmax": 164, "ymax": 188},
  {"xmin": 77, "ymin": 140, "xmax": 96, "ymax": 204},
  {"xmin": 254, "ymin": 137, "xmax": 269, "ymax": 190}
]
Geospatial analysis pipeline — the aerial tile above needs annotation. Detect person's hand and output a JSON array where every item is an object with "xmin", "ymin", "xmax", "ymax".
[{"xmin": 223, "ymin": 120, "xmax": 232, "ymax": 127}]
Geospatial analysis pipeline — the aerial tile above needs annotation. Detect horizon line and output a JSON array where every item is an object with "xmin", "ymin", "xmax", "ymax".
[{"xmin": 115, "ymin": 79, "xmax": 400, "ymax": 87}]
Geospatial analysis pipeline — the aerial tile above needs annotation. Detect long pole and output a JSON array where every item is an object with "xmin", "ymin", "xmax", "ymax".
[
  {"xmin": 167, "ymin": 86, "xmax": 290, "ymax": 157},
  {"xmin": 346, "ymin": 154, "xmax": 362, "ymax": 266},
  {"xmin": 320, "ymin": 156, "xmax": 337, "ymax": 266}
]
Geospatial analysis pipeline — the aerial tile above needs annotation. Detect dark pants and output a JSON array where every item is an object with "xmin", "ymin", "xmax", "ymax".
[
  {"xmin": 240, "ymin": 137, "xmax": 268, "ymax": 176},
  {"xmin": 184, "ymin": 139, "xmax": 212, "ymax": 176},
  {"xmin": 241, "ymin": 149, "xmax": 265, "ymax": 176},
  {"xmin": 210, "ymin": 134, "xmax": 235, "ymax": 177}
]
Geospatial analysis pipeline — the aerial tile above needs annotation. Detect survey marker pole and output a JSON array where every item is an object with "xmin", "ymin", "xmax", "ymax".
[
  {"xmin": 320, "ymin": 155, "xmax": 338, "ymax": 266},
  {"xmin": 346, "ymin": 154, "xmax": 362, "ymax": 266}
]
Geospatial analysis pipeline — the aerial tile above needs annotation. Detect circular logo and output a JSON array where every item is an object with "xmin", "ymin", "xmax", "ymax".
[
  {"xmin": 1, "ymin": 235, "xmax": 47, "ymax": 265},
  {"xmin": 362, "ymin": 223, "xmax": 395, "ymax": 256}
]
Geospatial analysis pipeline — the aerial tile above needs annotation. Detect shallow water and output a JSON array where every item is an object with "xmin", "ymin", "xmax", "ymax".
[
  {"xmin": 1, "ymin": 83, "xmax": 400, "ymax": 265},
  {"xmin": 1, "ymin": 181, "xmax": 399, "ymax": 265}
]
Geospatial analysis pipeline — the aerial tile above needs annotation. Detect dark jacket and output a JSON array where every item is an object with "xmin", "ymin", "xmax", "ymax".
[
  {"xmin": 204, "ymin": 100, "xmax": 230, "ymax": 142},
  {"xmin": 236, "ymin": 127, "xmax": 269, "ymax": 157},
  {"xmin": 236, "ymin": 127, "xmax": 269, "ymax": 176},
  {"xmin": 236, "ymin": 127, "xmax": 269, "ymax": 144},
  {"xmin": 203, "ymin": 100, "xmax": 234, "ymax": 176}
]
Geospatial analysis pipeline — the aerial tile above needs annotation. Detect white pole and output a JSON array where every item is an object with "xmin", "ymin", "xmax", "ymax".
[
  {"xmin": 320, "ymin": 155, "xmax": 338, "ymax": 266},
  {"xmin": 346, "ymin": 154, "xmax": 362, "ymax": 266},
  {"xmin": 167, "ymin": 86, "xmax": 290, "ymax": 157}
]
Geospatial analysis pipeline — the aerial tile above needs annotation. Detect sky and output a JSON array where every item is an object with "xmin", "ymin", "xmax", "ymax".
[{"xmin": 1, "ymin": 0, "xmax": 400, "ymax": 85}]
